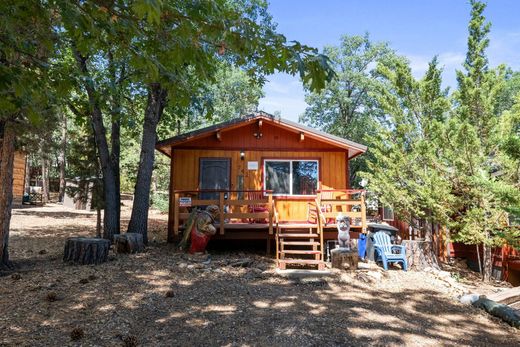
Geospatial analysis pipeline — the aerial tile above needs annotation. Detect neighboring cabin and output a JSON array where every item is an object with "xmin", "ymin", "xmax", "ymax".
[{"xmin": 0, "ymin": 145, "xmax": 27, "ymax": 206}]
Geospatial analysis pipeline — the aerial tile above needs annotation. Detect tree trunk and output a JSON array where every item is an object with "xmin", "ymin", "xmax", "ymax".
[
  {"xmin": 63, "ymin": 237, "xmax": 110, "ymax": 265},
  {"xmin": 58, "ymin": 115, "xmax": 67, "ymax": 202},
  {"xmin": 476, "ymin": 244, "xmax": 483, "ymax": 278},
  {"xmin": 483, "ymin": 242, "xmax": 492, "ymax": 281},
  {"xmin": 41, "ymin": 154, "xmax": 49, "ymax": 204},
  {"xmin": 96, "ymin": 207, "xmax": 102, "ymax": 238},
  {"xmin": 331, "ymin": 248, "xmax": 358, "ymax": 270},
  {"xmin": 109, "ymin": 51, "xmax": 121, "ymax": 234},
  {"xmin": 0, "ymin": 121, "xmax": 16, "ymax": 269},
  {"xmin": 24, "ymin": 155, "xmax": 30, "ymax": 195},
  {"xmin": 114, "ymin": 233, "xmax": 144, "ymax": 254},
  {"xmin": 73, "ymin": 47, "xmax": 120, "ymax": 240},
  {"xmin": 127, "ymin": 83, "xmax": 167, "ymax": 244}
]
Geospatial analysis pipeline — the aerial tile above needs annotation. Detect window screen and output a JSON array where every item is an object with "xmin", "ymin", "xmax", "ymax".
[{"xmin": 265, "ymin": 160, "xmax": 318, "ymax": 196}]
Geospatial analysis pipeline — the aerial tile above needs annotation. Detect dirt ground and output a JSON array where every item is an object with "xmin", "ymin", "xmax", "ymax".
[{"xmin": 1, "ymin": 203, "xmax": 519, "ymax": 346}]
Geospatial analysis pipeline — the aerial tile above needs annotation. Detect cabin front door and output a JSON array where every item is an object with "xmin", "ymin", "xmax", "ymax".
[{"xmin": 199, "ymin": 158, "xmax": 230, "ymax": 200}]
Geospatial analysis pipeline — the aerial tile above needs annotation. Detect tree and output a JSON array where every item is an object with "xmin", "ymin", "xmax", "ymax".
[
  {"xmin": 449, "ymin": 0, "xmax": 512, "ymax": 281},
  {"xmin": 362, "ymin": 56, "xmax": 452, "ymax": 256},
  {"xmin": 300, "ymin": 34, "xmax": 396, "ymax": 185},
  {"xmin": 0, "ymin": 0, "xmax": 55, "ymax": 268},
  {"xmin": 124, "ymin": 0, "xmax": 334, "ymax": 243},
  {"xmin": 180, "ymin": 62, "xmax": 264, "ymax": 128}
]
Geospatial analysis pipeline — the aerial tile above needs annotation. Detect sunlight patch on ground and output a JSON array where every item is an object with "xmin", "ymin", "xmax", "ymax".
[
  {"xmin": 185, "ymin": 318, "xmax": 211, "ymax": 327},
  {"xmin": 201, "ymin": 305, "xmax": 237, "ymax": 313},
  {"xmin": 156, "ymin": 311, "xmax": 187, "ymax": 323},
  {"xmin": 273, "ymin": 301, "xmax": 295, "ymax": 309},
  {"xmin": 97, "ymin": 304, "xmax": 116, "ymax": 312},
  {"xmin": 252, "ymin": 300, "xmax": 270, "ymax": 308}
]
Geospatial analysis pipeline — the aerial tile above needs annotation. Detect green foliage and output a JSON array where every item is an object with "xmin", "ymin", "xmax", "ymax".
[
  {"xmin": 0, "ymin": 0, "xmax": 55, "ymax": 131},
  {"xmin": 362, "ymin": 57, "xmax": 452, "ymax": 226},
  {"xmin": 150, "ymin": 191, "xmax": 169, "ymax": 212},
  {"xmin": 300, "ymin": 34, "xmax": 397, "ymax": 186},
  {"xmin": 363, "ymin": 1, "xmax": 520, "ymax": 258}
]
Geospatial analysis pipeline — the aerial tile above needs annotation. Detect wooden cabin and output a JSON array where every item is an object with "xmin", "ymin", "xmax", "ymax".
[
  {"xmin": 156, "ymin": 113, "xmax": 368, "ymax": 269},
  {"xmin": 12, "ymin": 151, "xmax": 27, "ymax": 205},
  {"xmin": 0, "ymin": 147, "xmax": 27, "ymax": 206}
]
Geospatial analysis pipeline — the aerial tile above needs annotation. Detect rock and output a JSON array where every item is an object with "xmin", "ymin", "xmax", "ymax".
[
  {"xmin": 11, "ymin": 273, "xmax": 21, "ymax": 281},
  {"xmin": 186, "ymin": 253, "xmax": 210, "ymax": 263},
  {"xmin": 229, "ymin": 258, "xmax": 253, "ymax": 267},
  {"xmin": 178, "ymin": 262, "xmax": 187, "ymax": 268},
  {"xmin": 460, "ymin": 293, "xmax": 482, "ymax": 305}
]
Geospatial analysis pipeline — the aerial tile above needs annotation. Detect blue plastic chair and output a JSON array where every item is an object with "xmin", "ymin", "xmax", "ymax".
[{"xmin": 373, "ymin": 232, "xmax": 408, "ymax": 271}]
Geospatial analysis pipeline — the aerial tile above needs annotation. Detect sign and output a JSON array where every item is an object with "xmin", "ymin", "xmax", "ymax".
[
  {"xmin": 247, "ymin": 161, "xmax": 259, "ymax": 170},
  {"xmin": 179, "ymin": 197, "xmax": 192, "ymax": 207}
]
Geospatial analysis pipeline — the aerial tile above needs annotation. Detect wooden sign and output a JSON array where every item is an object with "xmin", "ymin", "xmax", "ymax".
[
  {"xmin": 247, "ymin": 161, "xmax": 258, "ymax": 170},
  {"xmin": 179, "ymin": 197, "xmax": 192, "ymax": 207}
]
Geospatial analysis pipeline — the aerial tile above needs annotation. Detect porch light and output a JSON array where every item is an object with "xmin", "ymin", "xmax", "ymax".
[{"xmin": 240, "ymin": 150, "xmax": 245, "ymax": 160}]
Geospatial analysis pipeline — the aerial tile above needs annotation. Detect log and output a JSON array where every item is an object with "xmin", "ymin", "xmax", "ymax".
[
  {"xmin": 473, "ymin": 297, "xmax": 520, "ymax": 329},
  {"xmin": 63, "ymin": 238, "xmax": 110, "ymax": 265},
  {"xmin": 331, "ymin": 248, "xmax": 358, "ymax": 270},
  {"xmin": 114, "ymin": 233, "xmax": 144, "ymax": 254}
]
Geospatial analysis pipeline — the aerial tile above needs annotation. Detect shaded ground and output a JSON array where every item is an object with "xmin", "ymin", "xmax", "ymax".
[{"xmin": 0, "ymin": 204, "xmax": 518, "ymax": 346}]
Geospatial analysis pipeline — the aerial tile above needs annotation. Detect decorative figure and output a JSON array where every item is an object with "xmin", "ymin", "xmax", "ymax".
[
  {"xmin": 189, "ymin": 205, "xmax": 220, "ymax": 254},
  {"xmin": 336, "ymin": 213, "xmax": 351, "ymax": 250}
]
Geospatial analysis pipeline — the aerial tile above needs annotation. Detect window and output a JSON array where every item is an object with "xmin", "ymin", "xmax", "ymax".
[
  {"xmin": 264, "ymin": 160, "xmax": 318, "ymax": 196},
  {"xmin": 382, "ymin": 205, "xmax": 394, "ymax": 221}
]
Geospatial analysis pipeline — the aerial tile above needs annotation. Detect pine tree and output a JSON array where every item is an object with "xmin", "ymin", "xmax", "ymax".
[
  {"xmin": 363, "ymin": 56, "xmax": 451, "ymax": 252},
  {"xmin": 448, "ymin": 0, "xmax": 514, "ymax": 280}
]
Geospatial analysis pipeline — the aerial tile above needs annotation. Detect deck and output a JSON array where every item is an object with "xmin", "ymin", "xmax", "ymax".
[{"xmin": 169, "ymin": 189, "xmax": 367, "ymax": 268}]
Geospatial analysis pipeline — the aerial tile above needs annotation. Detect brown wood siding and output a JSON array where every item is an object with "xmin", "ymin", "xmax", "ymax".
[
  {"xmin": 13, "ymin": 152, "xmax": 26, "ymax": 198},
  {"xmin": 175, "ymin": 122, "xmax": 341, "ymax": 151},
  {"xmin": 172, "ymin": 149, "xmax": 347, "ymax": 221},
  {"xmin": 0, "ymin": 149, "xmax": 26, "ymax": 202}
]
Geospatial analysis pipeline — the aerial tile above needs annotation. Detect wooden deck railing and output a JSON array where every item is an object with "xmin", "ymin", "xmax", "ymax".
[
  {"xmin": 315, "ymin": 189, "xmax": 367, "ymax": 233},
  {"xmin": 172, "ymin": 190, "xmax": 275, "ymax": 235}
]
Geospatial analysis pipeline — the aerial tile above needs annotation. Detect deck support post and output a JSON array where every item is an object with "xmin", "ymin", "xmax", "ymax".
[
  {"xmin": 173, "ymin": 192, "xmax": 180, "ymax": 236},
  {"xmin": 219, "ymin": 192, "xmax": 225, "ymax": 235}
]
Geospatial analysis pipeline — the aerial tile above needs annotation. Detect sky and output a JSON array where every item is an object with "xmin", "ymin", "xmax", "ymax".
[{"xmin": 258, "ymin": 0, "xmax": 520, "ymax": 122}]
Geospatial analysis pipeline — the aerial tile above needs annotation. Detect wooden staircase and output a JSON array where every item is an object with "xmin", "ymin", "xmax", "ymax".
[{"xmin": 276, "ymin": 227, "xmax": 325, "ymax": 270}]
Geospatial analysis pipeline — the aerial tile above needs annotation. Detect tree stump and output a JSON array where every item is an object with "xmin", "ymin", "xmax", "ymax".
[
  {"xmin": 331, "ymin": 248, "xmax": 358, "ymax": 270},
  {"xmin": 114, "ymin": 233, "xmax": 144, "ymax": 254},
  {"xmin": 402, "ymin": 240, "xmax": 439, "ymax": 270},
  {"xmin": 63, "ymin": 238, "xmax": 110, "ymax": 265}
]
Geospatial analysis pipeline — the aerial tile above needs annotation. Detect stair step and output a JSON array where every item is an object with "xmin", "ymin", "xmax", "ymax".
[
  {"xmin": 278, "ymin": 233, "xmax": 319, "ymax": 238},
  {"xmin": 281, "ymin": 241, "xmax": 320, "ymax": 246},
  {"xmin": 278, "ymin": 259, "xmax": 323, "ymax": 265},
  {"xmin": 280, "ymin": 250, "xmax": 321, "ymax": 255}
]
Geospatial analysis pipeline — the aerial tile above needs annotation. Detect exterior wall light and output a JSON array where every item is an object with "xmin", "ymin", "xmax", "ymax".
[{"xmin": 240, "ymin": 150, "xmax": 245, "ymax": 160}]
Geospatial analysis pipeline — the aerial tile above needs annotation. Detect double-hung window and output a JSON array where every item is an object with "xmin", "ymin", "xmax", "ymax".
[{"xmin": 264, "ymin": 159, "xmax": 319, "ymax": 196}]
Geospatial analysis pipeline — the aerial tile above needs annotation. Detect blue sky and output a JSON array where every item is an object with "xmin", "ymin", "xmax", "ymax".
[{"xmin": 258, "ymin": 0, "xmax": 520, "ymax": 122}]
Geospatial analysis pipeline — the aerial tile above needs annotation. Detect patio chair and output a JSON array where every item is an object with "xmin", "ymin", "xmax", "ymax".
[
  {"xmin": 373, "ymin": 231, "xmax": 408, "ymax": 271},
  {"xmin": 246, "ymin": 191, "xmax": 268, "ymax": 223}
]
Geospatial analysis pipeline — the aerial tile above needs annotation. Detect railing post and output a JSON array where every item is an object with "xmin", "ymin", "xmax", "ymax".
[
  {"xmin": 268, "ymin": 192, "xmax": 273, "ymax": 235},
  {"xmin": 219, "ymin": 192, "xmax": 225, "ymax": 235},
  {"xmin": 361, "ymin": 192, "xmax": 367, "ymax": 234},
  {"xmin": 173, "ymin": 193, "xmax": 179, "ymax": 236}
]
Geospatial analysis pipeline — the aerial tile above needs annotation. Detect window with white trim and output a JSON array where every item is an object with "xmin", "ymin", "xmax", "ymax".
[
  {"xmin": 382, "ymin": 205, "xmax": 394, "ymax": 221},
  {"xmin": 264, "ymin": 160, "xmax": 318, "ymax": 196}
]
